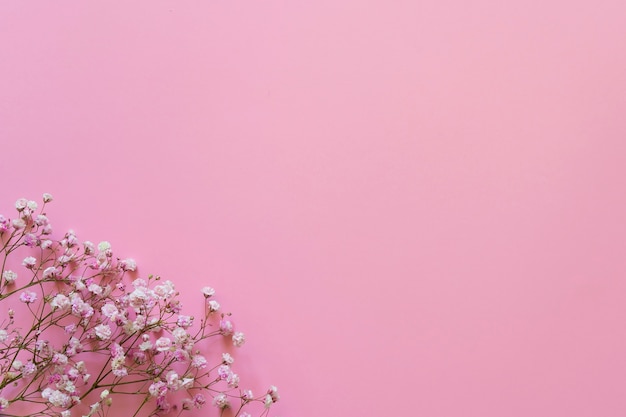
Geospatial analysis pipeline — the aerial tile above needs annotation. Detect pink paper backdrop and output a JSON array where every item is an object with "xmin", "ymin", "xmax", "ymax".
[{"xmin": 2, "ymin": 1, "xmax": 626, "ymax": 416}]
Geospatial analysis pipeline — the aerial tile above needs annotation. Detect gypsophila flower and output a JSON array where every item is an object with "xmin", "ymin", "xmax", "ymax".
[
  {"xmin": 42, "ymin": 192, "xmax": 53, "ymax": 202},
  {"xmin": 19, "ymin": 291, "xmax": 37, "ymax": 304},
  {"xmin": 222, "ymin": 352, "xmax": 234, "ymax": 365},
  {"xmin": 213, "ymin": 393, "xmax": 229, "ymax": 409},
  {"xmin": 2, "ymin": 270, "xmax": 17, "ymax": 284},
  {"xmin": 0, "ymin": 329, "xmax": 8, "ymax": 342},
  {"xmin": 208, "ymin": 300, "xmax": 220, "ymax": 312},
  {"xmin": 22, "ymin": 256, "xmax": 37, "ymax": 269},
  {"xmin": 0, "ymin": 397, "xmax": 8, "ymax": 410},
  {"xmin": 201, "ymin": 286, "xmax": 215, "ymax": 297},
  {"xmin": 232, "ymin": 331, "xmax": 246, "ymax": 347}
]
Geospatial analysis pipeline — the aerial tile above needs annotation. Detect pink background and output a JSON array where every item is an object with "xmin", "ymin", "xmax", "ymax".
[{"xmin": 1, "ymin": 1, "xmax": 626, "ymax": 416}]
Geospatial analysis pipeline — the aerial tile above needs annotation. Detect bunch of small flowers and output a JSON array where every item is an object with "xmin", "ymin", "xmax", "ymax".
[{"xmin": 0, "ymin": 194, "xmax": 279, "ymax": 417}]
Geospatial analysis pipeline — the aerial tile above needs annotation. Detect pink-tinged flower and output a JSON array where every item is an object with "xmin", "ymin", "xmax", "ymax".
[
  {"xmin": 64, "ymin": 324, "xmax": 77, "ymax": 334},
  {"xmin": 227, "ymin": 373, "xmax": 240, "ymax": 388},
  {"xmin": 24, "ymin": 233, "xmax": 37, "ymax": 247},
  {"xmin": 191, "ymin": 354, "xmax": 207, "ymax": 369},
  {"xmin": 222, "ymin": 353, "xmax": 234, "ymax": 365},
  {"xmin": 22, "ymin": 256, "xmax": 37, "ymax": 269},
  {"xmin": 156, "ymin": 395, "xmax": 170, "ymax": 412},
  {"xmin": 172, "ymin": 327, "xmax": 188, "ymax": 345},
  {"xmin": 242, "ymin": 390, "xmax": 254, "ymax": 401},
  {"xmin": 132, "ymin": 350, "xmax": 146, "ymax": 364},
  {"xmin": 50, "ymin": 294, "xmax": 70, "ymax": 311},
  {"xmin": 0, "ymin": 397, "xmax": 8, "ymax": 411},
  {"xmin": 219, "ymin": 319, "xmax": 233, "ymax": 335},
  {"xmin": 27, "ymin": 200, "xmax": 38, "ymax": 211},
  {"xmin": 154, "ymin": 280, "xmax": 175, "ymax": 298},
  {"xmin": 15, "ymin": 198, "xmax": 28, "ymax": 211},
  {"xmin": 88, "ymin": 283, "xmax": 103, "ymax": 295},
  {"xmin": 166, "ymin": 370, "xmax": 180, "ymax": 389},
  {"xmin": 110, "ymin": 343, "xmax": 124, "ymax": 358},
  {"xmin": 57, "ymin": 254, "xmax": 72, "ymax": 265},
  {"xmin": 43, "ymin": 193, "xmax": 53, "ymax": 203},
  {"xmin": 201, "ymin": 286, "xmax": 215, "ymax": 297},
  {"xmin": 267, "ymin": 385, "xmax": 280, "ymax": 402},
  {"xmin": 20, "ymin": 291, "xmax": 37, "ymax": 304},
  {"xmin": 217, "ymin": 365, "xmax": 230, "ymax": 380},
  {"xmin": 35, "ymin": 214, "xmax": 48, "ymax": 226},
  {"xmin": 2, "ymin": 270, "xmax": 17, "ymax": 284},
  {"xmin": 43, "ymin": 266, "xmax": 59, "ymax": 279},
  {"xmin": 193, "ymin": 394, "xmax": 206, "ymax": 408},
  {"xmin": 212, "ymin": 393, "xmax": 229, "ymax": 409},
  {"xmin": 232, "ymin": 332, "xmax": 245, "ymax": 347},
  {"xmin": 264, "ymin": 394, "xmax": 273, "ymax": 408},
  {"xmin": 119, "ymin": 258, "xmax": 137, "ymax": 271},
  {"xmin": 148, "ymin": 381, "xmax": 167, "ymax": 397},
  {"xmin": 176, "ymin": 315, "xmax": 193, "ymax": 328},
  {"xmin": 83, "ymin": 241, "xmax": 94, "ymax": 255},
  {"xmin": 52, "ymin": 353, "xmax": 68, "ymax": 365},
  {"xmin": 0, "ymin": 215, "xmax": 10, "ymax": 233},
  {"xmin": 0, "ymin": 329, "xmax": 8, "ymax": 342},
  {"xmin": 240, "ymin": 413, "xmax": 252, "ymax": 417},
  {"xmin": 208, "ymin": 300, "xmax": 220, "ymax": 312},
  {"xmin": 22, "ymin": 361, "xmax": 36, "ymax": 376},
  {"xmin": 95, "ymin": 324, "xmax": 112, "ymax": 340},
  {"xmin": 41, "ymin": 239, "xmax": 53, "ymax": 249},
  {"xmin": 12, "ymin": 218, "xmax": 26, "ymax": 230},
  {"xmin": 100, "ymin": 303, "xmax": 119, "ymax": 320},
  {"xmin": 155, "ymin": 337, "xmax": 172, "ymax": 352},
  {"xmin": 42, "ymin": 388, "xmax": 71, "ymax": 408}
]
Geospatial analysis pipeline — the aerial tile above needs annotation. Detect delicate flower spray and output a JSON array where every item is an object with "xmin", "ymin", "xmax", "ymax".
[{"xmin": 0, "ymin": 195, "xmax": 279, "ymax": 417}]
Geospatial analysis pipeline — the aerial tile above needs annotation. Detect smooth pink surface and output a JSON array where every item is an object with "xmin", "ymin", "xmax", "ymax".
[{"xmin": 2, "ymin": 1, "xmax": 626, "ymax": 416}]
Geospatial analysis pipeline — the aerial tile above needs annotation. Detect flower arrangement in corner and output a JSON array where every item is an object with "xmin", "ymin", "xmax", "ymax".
[{"xmin": 0, "ymin": 194, "xmax": 279, "ymax": 417}]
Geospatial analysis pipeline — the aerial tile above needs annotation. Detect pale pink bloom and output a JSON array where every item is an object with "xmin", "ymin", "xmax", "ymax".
[
  {"xmin": 83, "ymin": 241, "xmax": 94, "ymax": 255},
  {"xmin": 191, "ymin": 354, "xmax": 207, "ymax": 369},
  {"xmin": 22, "ymin": 361, "xmax": 36, "ymax": 375},
  {"xmin": 0, "ymin": 397, "xmax": 8, "ymax": 410},
  {"xmin": 201, "ymin": 286, "xmax": 215, "ymax": 297},
  {"xmin": 52, "ymin": 353, "xmax": 68, "ymax": 365},
  {"xmin": 232, "ymin": 332, "xmax": 245, "ymax": 347},
  {"xmin": 2, "ymin": 270, "xmax": 17, "ymax": 284},
  {"xmin": 12, "ymin": 360, "xmax": 23, "ymax": 370},
  {"xmin": 43, "ymin": 193, "xmax": 53, "ymax": 203},
  {"xmin": 12, "ymin": 218, "xmax": 26, "ymax": 230},
  {"xmin": 240, "ymin": 413, "xmax": 252, "ymax": 417},
  {"xmin": 218, "ymin": 365, "xmax": 230, "ymax": 380},
  {"xmin": 0, "ymin": 329, "xmax": 8, "ymax": 342},
  {"xmin": 155, "ymin": 337, "xmax": 172, "ymax": 352},
  {"xmin": 264, "ymin": 394, "xmax": 273, "ymax": 408},
  {"xmin": 222, "ymin": 353, "xmax": 234, "ymax": 365},
  {"xmin": 139, "ymin": 340, "xmax": 153, "ymax": 351},
  {"xmin": 193, "ymin": 394, "xmax": 206, "ymax": 407},
  {"xmin": 166, "ymin": 370, "xmax": 180, "ymax": 389},
  {"xmin": 20, "ymin": 291, "xmax": 37, "ymax": 304},
  {"xmin": 119, "ymin": 258, "xmax": 136, "ymax": 271},
  {"xmin": 242, "ymin": 390, "xmax": 254, "ymax": 401},
  {"xmin": 149, "ymin": 381, "xmax": 167, "ymax": 397},
  {"xmin": 172, "ymin": 327, "xmax": 188, "ymax": 345},
  {"xmin": 15, "ymin": 198, "xmax": 28, "ymax": 211},
  {"xmin": 212, "ymin": 393, "xmax": 229, "ymax": 409},
  {"xmin": 268, "ymin": 385, "xmax": 279, "ymax": 401},
  {"xmin": 101, "ymin": 303, "xmax": 119, "ymax": 319},
  {"xmin": 57, "ymin": 254, "xmax": 73, "ymax": 265},
  {"xmin": 43, "ymin": 266, "xmax": 59, "ymax": 279},
  {"xmin": 50, "ymin": 294, "xmax": 70, "ymax": 310},
  {"xmin": 154, "ymin": 280, "xmax": 175, "ymax": 298},
  {"xmin": 227, "ymin": 373, "xmax": 239, "ymax": 388},
  {"xmin": 88, "ymin": 283, "xmax": 103, "ymax": 295},
  {"xmin": 219, "ymin": 319, "xmax": 233, "ymax": 335},
  {"xmin": 95, "ymin": 324, "xmax": 112, "ymax": 340},
  {"xmin": 41, "ymin": 239, "xmax": 53, "ymax": 249},
  {"xmin": 176, "ymin": 315, "xmax": 193, "ymax": 328},
  {"xmin": 22, "ymin": 256, "xmax": 36, "ymax": 269},
  {"xmin": 35, "ymin": 214, "xmax": 49, "ymax": 226},
  {"xmin": 208, "ymin": 300, "xmax": 220, "ymax": 312},
  {"xmin": 61, "ymin": 411, "xmax": 70, "ymax": 417},
  {"xmin": 27, "ymin": 200, "xmax": 38, "ymax": 211}
]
